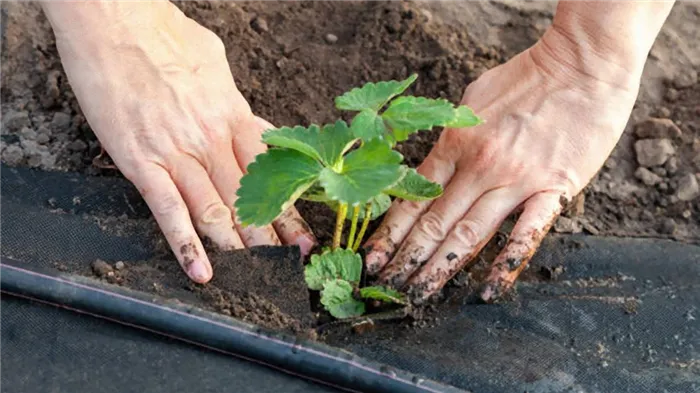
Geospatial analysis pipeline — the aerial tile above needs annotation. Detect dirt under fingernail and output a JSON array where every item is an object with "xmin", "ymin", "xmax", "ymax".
[{"xmin": 189, "ymin": 261, "xmax": 211, "ymax": 282}]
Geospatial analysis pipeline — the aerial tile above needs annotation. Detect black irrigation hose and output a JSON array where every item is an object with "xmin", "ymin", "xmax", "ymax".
[{"xmin": 0, "ymin": 258, "xmax": 466, "ymax": 393}]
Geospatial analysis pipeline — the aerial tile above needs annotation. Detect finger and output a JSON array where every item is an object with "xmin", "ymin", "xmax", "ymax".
[
  {"xmin": 170, "ymin": 157, "xmax": 243, "ymax": 251},
  {"xmin": 231, "ymin": 114, "xmax": 274, "ymax": 171},
  {"xmin": 364, "ymin": 148, "xmax": 457, "ymax": 275},
  {"xmin": 272, "ymin": 207, "xmax": 317, "ymax": 257},
  {"xmin": 402, "ymin": 188, "xmax": 525, "ymax": 303},
  {"xmin": 480, "ymin": 191, "xmax": 563, "ymax": 303},
  {"xmin": 373, "ymin": 170, "xmax": 484, "ymax": 285},
  {"xmin": 232, "ymin": 114, "xmax": 316, "ymax": 252},
  {"xmin": 132, "ymin": 164, "xmax": 212, "ymax": 283},
  {"xmin": 209, "ymin": 146, "xmax": 281, "ymax": 248}
]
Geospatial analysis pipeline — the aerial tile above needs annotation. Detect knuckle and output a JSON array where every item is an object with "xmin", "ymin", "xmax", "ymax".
[
  {"xmin": 452, "ymin": 218, "xmax": 483, "ymax": 246},
  {"xmin": 396, "ymin": 199, "xmax": 424, "ymax": 217},
  {"xmin": 152, "ymin": 191, "xmax": 187, "ymax": 217},
  {"xmin": 199, "ymin": 201, "xmax": 233, "ymax": 225},
  {"xmin": 473, "ymin": 141, "xmax": 500, "ymax": 168},
  {"xmin": 415, "ymin": 211, "xmax": 448, "ymax": 242}
]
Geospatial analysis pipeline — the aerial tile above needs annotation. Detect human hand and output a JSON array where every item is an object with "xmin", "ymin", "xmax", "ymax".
[
  {"xmin": 363, "ymin": 27, "xmax": 643, "ymax": 303},
  {"xmin": 43, "ymin": 2, "xmax": 315, "ymax": 283}
]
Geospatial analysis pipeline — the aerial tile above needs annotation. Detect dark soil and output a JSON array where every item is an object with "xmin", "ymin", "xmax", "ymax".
[{"xmin": 86, "ymin": 246, "xmax": 315, "ymax": 335}]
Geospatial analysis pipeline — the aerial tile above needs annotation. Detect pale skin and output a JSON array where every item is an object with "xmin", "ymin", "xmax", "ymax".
[{"xmin": 42, "ymin": 1, "xmax": 675, "ymax": 301}]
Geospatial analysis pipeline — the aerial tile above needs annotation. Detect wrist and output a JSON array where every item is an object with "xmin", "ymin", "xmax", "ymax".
[
  {"xmin": 530, "ymin": 1, "xmax": 673, "ymax": 93},
  {"xmin": 41, "ymin": 1, "xmax": 180, "ymax": 56}
]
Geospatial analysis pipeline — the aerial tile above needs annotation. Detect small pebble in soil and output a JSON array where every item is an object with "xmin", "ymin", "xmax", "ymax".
[
  {"xmin": 665, "ymin": 156, "xmax": 679, "ymax": 175},
  {"xmin": 1, "ymin": 144, "xmax": 24, "ymax": 166},
  {"xmin": 674, "ymin": 68, "xmax": 698, "ymax": 89},
  {"xmin": 352, "ymin": 319, "xmax": 375, "ymax": 335},
  {"xmin": 682, "ymin": 209, "xmax": 692, "ymax": 219},
  {"xmin": 251, "ymin": 17, "xmax": 269, "ymax": 33},
  {"xmin": 656, "ymin": 107, "xmax": 671, "ymax": 118},
  {"xmin": 324, "ymin": 33, "xmax": 338, "ymax": 44},
  {"xmin": 19, "ymin": 127, "xmax": 37, "ymax": 141},
  {"xmin": 659, "ymin": 218, "xmax": 677, "ymax": 235},
  {"xmin": 91, "ymin": 259, "xmax": 114, "ymax": 277},
  {"xmin": 635, "ymin": 167, "xmax": 662, "ymax": 186},
  {"xmin": 634, "ymin": 118, "xmax": 682, "ymax": 139},
  {"xmin": 665, "ymin": 87, "xmax": 679, "ymax": 102},
  {"xmin": 2, "ymin": 110, "xmax": 31, "ymax": 133},
  {"xmin": 114, "ymin": 261, "xmax": 126, "ymax": 270},
  {"xmin": 676, "ymin": 173, "xmax": 700, "ymax": 201},
  {"xmin": 51, "ymin": 112, "xmax": 72, "ymax": 130},
  {"xmin": 651, "ymin": 167, "xmax": 667, "ymax": 177},
  {"xmin": 634, "ymin": 138, "xmax": 676, "ymax": 167},
  {"xmin": 67, "ymin": 139, "xmax": 88, "ymax": 152},
  {"xmin": 553, "ymin": 216, "xmax": 582, "ymax": 234}
]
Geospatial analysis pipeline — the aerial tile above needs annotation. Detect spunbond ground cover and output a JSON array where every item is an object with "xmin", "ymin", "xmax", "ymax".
[{"xmin": 2, "ymin": 165, "xmax": 699, "ymax": 393}]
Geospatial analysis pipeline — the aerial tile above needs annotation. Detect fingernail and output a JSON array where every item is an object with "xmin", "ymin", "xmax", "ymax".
[
  {"xmin": 295, "ymin": 235, "xmax": 315, "ymax": 256},
  {"xmin": 189, "ymin": 261, "xmax": 211, "ymax": 283}
]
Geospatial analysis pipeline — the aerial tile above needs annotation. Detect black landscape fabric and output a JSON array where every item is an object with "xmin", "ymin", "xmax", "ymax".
[{"xmin": 2, "ymin": 165, "xmax": 699, "ymax": 393}]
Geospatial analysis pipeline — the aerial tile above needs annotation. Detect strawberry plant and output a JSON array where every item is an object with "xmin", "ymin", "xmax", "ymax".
[{"xmin": 235, "ymin": 74, "xmax": 482, "ymax": 319}]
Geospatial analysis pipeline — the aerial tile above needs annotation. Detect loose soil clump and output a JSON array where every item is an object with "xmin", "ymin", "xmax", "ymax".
[{"xmin": 86, "ymin": 246, "xmax": 314, "ymax": 334}]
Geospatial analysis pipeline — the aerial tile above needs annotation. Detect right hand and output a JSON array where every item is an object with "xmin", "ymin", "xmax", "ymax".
[{"xmin": 44, "ymin": 2, "xmax": 316, "ymax": 283}]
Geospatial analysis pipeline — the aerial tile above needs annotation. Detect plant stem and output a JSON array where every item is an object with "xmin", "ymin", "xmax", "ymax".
[
  {"xmin": 333, "ymin": 203, "xmax": 348, "ymax": 250},
  {"xmin": 346, "ymin": 205, "xmax": 361, "ymax": 250},
  {"xmin": 352, "ymin": 202, "xmax": 373, "ymax": 252}
]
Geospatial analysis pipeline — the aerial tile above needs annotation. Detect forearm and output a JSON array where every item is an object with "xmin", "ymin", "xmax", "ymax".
[
  {"xmin": 40, "ymin": 1, "xmax": 205, "ymax": 92},
  {"xmin": 535, "ymin": 1, "xmax": 675, "ymax": 90}
]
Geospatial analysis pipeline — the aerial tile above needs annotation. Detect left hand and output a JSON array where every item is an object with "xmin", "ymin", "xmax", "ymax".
[{"xmin": 362, "ymin": 31, "xmax": 640, "ymax": 304}]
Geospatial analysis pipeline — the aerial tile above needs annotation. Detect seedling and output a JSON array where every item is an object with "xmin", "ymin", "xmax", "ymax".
[{"xmin": 235, "ymin": 74, "xmax": 482, "ymax": 319}]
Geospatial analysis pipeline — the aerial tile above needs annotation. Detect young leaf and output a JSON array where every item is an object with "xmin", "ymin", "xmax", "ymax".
[
  {"xmin": 447, "ymin": 105, "xmax": 483, "ymax": 128},
  {"xmin": 335, "ymin": 74, "xmax": 418, "ymax": 112},
  {"xmin": 384, "ymin": 166, "xmax": 443, "ymax": 201},
  {"xmin": 235, "ymin": 149, "xmax": 322, "ymax": 226},
  {"xmin": 262, "ymin": 121, "xmax": 356, "ymax": 168},
  {"xmin": 304, "ymin": 248, "xmax": 363, "ymax": 290},
  {"xmin": 319, "ymin": 139, "xmax": 403, "ymax": 204},
  {"xmin": 350, "ymin": 109, "xmax": 387, "ymax": 141},
  {"xmin": 382, "ymin": 96, "xmax": 456, "ymax": 142},
  {"xmin": 325, "ymin": 193, "xmax": 392, "ymax": 221},
  {"xmin": 321, "ymin": 279, "xmax": 365, "ymax": 319},
  {"xmin": 359, "ymin": 286, "xmax": 406, "ymax": 305}
]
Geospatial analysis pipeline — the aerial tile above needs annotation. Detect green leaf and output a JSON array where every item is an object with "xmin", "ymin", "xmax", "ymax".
[
  {"xmin": 319, "ymin": 139, "xmax": 403, "ymax": 205},
  {"xmin": 304, "ymin": 249, "xmax": 363, "ymax": 290},
  {"xmin": 321, "ymin": 279, "xmax": 366, "ymax": 319},
  {"xmin": 359, "ymin": 286, "xmax": 406, "ymax": 305},
  {"xmin": 262, "ymin": 121, "xmax": 356, "ymax": 168},
  {"xmin": 350, "ymin": 109, "xmax": 387, "ymax": 141},
  {"xmin": 326, "ymin": 193, "xmax": 392, "ymax": 221},
  {"xmin": 235, "ymin": 149, "xmax": 322, "ymax": 226},
  {"xmin": 447, "ymin": 105, "xmax": 483, "ymax": 128},
  {"xmin": 382, "ymin": 96, "xmax": 457, "ymax": 142},
  {"xmin": 384, "ymin": 166, "xmax": 443, "ymax": 201},
  {"xmin": 335, "ymin": 74, "xmax": 418, "ymax": 112}
]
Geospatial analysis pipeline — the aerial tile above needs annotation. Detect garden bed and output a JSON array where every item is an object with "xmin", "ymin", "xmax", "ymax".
[{"xmin": 2, "ymin": 1, "xmax": 700, "ymax": 392}]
